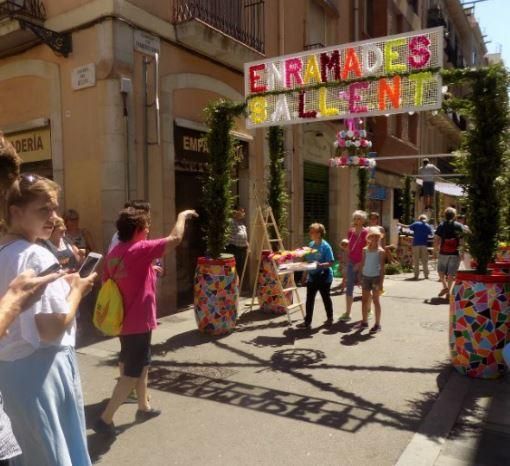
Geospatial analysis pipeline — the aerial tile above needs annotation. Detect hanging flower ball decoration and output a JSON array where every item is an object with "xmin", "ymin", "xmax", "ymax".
[{"xmin": 330, "ymin": 118, "xmax": 376, "ymax": 169}]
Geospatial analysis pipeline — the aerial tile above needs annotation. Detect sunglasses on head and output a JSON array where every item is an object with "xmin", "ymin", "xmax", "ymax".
[{"xmin": 19, "ymin": 173, "xmax": 42, "ymax": 186}]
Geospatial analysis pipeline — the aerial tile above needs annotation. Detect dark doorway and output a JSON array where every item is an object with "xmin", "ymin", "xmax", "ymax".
[
  {"xmin": 303, "ymin": 161, "xmax": 329, "ymax": 242},
  {"xmin": 175, "ymin": 171, "xmax": 206, "ymax": 307}
]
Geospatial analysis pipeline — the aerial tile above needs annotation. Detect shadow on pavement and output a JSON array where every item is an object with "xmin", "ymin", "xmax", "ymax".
[
  {"xmin": 241, "ymin": 334, "xmax": 296, "ymax": 348},
  {"xmin": 322, "ymin": 320, "xmax": 356, "ymax": 335},
  {"xmin": 146, "ymin": 341, "xmax": 450, "ymax": 437},
  {"xmin": 439, "ymin": 374, "xmax": 510, "ymax": 465},
  {"xmin": 85, "ymin": 398, "xmax": 140, "ymax": 464},
  {"xmin": 151, "ymin": 329, "xmax": 230, "ymax": 356},
  {"xmin": 84, "ymin": 399, "xmax": 115, "ymax": 463},
  {"xmin": 424, "ymin": 297, "xmax": 450, "ymax": 306},
  {"xmin": 237, "ymin": 309, "xmax": 283, "ymax": 323},
  {"xmin": 340, "ymin": 329, "xmax": 374, "ymax": 346}
]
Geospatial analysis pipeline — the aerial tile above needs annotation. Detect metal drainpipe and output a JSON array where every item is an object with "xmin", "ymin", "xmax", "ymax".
[
  {"xmin": 354, "ymin": 0, "xmax": 360, "ymax": 41},
  {"xmin": 121, "ymin": 92, "xmax": 130, "ymax": 201},
  {"xmin": 142, "ymin": 56, "xmax": 149, "ymax": 201}
]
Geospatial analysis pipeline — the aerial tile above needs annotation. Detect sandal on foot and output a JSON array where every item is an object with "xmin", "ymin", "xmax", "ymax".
[
  {"xmin": 296, "ymin": 322, "xmax": 311, "ymax": 329},
  {"xmin": 354, "ymin": 321, "xmax": 369, "ymax": 330},
  {"xmin": 438, "ymin": 287, "xmax": 448, "ymax": 297},
  {"xmin": 339, "ymin": 313, "xmax": 351, "ymax": 322},
  {"xmin": 369, "ymin": 324, "xmax": 382, "ymax": 334}
]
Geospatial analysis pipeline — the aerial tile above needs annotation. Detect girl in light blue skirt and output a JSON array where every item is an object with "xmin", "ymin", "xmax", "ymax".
[
  {"xmin": 0, "ymin": 346, "xmax": 89, "ymax": 466},
  {"xmin": 0, "ymin": 141, "xmax": 96, "ymax": 466}
]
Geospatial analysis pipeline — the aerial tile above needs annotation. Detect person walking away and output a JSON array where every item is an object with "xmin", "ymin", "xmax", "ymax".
[
  {"xmin": 41, "ymin": 216, "xmax": 83, "ymax": 271},
  {"xmin": 434, "ymin": 207, "xmax": 464, "ymax": 298},
  {"xmin": 418, "ymin": 158, "xmax": 440, "ymax": 209},
  {"xmin": 359, "ymin": 227, "xmax": 385, "ymax": 334},
  {"xmin": 0, "ymin": 134, "xmax": 97, "ymax": 466},
  {"xmin": 297, "ymin": 223, "xmax": 334, "ymax": 329},
  {"xmin": 226, "ymin": 206, "xmax": 249, "ymax": 281},
  {"xmin": 0, "ymin": 270, "xmax": 64, "ymax": 466},
  {"xmin": 456, "ymin": 215, "xmax": 472, "ymax": 270},
  {"xmin": 339, "ymin": 211, "xmax": 368, "ymax": 322},
  {"xmin": 400, "ymin": 214, "xmax": 434, "ymax": 279},
  {"xmin": 368, "ymin": 212, "xmax": 386, "ymax": 246},
  {"xmin": 63, "ymin": 209, "xmax": 95, "ymax": 255},
  {"xmin": 93, "ymin": 207, "xmax": 197, "ymax": 436}
]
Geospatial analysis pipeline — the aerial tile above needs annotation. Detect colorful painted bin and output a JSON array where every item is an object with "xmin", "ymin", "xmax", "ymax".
[
  {"xmin": 193, "ymin": 256, "xmax": 238, "ymax": 336},
  {"xmin": 450, "ymin": 271, "xmax": 510, "ymax": 379},
  {"xmin": 397, "ymin": 235, "xmax": 413, "ymax": 268},
  {"xmin": 257, "ymin": 250, "xmax": 292, "ymax": 315}
]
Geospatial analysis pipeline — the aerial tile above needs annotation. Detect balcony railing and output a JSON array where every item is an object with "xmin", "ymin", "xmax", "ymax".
[
  {"xmin": 0, "ymin": 0, "xmax": 46, "ymax": 22},
  {"xmin": 173, "ymin": 0, "xmax": 265, "ymax": 54},
  {"xmin": 304, "ymin": 42, "xmax": 326, "ymax": 51}
]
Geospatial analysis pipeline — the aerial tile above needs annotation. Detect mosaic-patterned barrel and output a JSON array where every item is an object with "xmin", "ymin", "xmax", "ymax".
[
  {"xmin": 495, "ymin": 246, "xmax": 510, "ymax": 263},
  {"xmin": 397, "ymin": 235, "xmax": 413, "ymax": 268},
  {"xmin": 194, "ymin": 256, "xmax": 238, "ymax": 336},
  {"xmin": 450, "ymin": 271, "xmax": 510, "ymax": 379},
  {"xmin": 257, "ymin": 250, "xmax": 293, "ymax": 315}
]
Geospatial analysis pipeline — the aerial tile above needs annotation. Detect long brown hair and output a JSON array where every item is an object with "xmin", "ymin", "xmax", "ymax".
[{"xmin": 0, "ymin": 132, "xmax": 60, "ymax": 225}]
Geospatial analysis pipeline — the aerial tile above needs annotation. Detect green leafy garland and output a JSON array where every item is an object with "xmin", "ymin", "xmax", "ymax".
[
  {"xmin": 498, "ymin": 154, "xmax": 510, "ymax": 243},
  {"xmin": 400, "ymin": 175, "xmax": 414, "ymax": 225},
  {"xmin": 267, "ymin": 126, "xmax": 290, "ymax": 238},
  {"xmin": 442, "ymin": 64, "xmax": 510, "ymax": 274},
  {"xmin": 357, "ymin": 167, "xmax": 368, "ymax": 211},
  {"xmin": 203, "ymin": 99, "xmax": 246, "ymax": 259}
]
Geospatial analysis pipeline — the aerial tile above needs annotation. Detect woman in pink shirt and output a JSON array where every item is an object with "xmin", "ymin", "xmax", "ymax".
[
  {"xmin": 93, "ymin": 207, "xmax": 197, "ymax": 436},
  {"xmin": 339, "ymin": 210, "xmax": 368, "ymax": 322}
]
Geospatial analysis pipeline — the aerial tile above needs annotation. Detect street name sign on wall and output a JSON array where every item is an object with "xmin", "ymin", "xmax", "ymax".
[
  {"xmin": 244, "ymin": 27, "xmax": 443, "ymax": 128},
  {"xmin": 71, "ymin": 63, "xmax": 96, "ymax": 90},
  {"xmin": 134, "ymin": 30, "xmax": 160, "ymax": 56}
]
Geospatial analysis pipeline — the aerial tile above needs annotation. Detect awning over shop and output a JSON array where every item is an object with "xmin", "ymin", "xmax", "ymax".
[{"xmin": 416, "ymin": 179, "xmax": 464, "ymax": 197}]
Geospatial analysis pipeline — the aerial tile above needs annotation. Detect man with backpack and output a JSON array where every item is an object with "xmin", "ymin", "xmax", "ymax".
[{"xmin": 434, "ymin": 207, "xmax": 464, "ymax": 298}]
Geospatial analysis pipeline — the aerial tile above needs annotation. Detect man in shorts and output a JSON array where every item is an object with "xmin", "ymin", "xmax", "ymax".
[
  {"xmin": 419, "ymin": 158, "xmax": 441, "ymax": 209},
  {"xmin": 434, "ymin": 207, "xmax": 464, "ymax": 298}
]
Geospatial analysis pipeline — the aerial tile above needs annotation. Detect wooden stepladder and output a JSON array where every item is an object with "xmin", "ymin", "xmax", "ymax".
[{"xmin": 239, "ymin": 196, "xmax": 305, "ymax": 325}]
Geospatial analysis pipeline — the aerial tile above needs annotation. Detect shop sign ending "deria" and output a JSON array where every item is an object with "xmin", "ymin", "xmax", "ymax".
[{"xmin": 244, "ymin": 27, "xmax": 443, "ymax": 128}]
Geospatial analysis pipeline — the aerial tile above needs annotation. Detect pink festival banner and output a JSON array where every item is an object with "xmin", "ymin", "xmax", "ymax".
[{"xmin": 244, "ymin": 27, "xmax": 443, "ymax": 128}]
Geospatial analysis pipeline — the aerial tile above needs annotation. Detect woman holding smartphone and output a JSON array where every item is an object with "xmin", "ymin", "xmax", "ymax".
[
  {"xmin": 0, "ymin": 270, "xmax": 63, "ymax": 466},
  {"xmin": 0, "ymin": 134, "xmax": 96, "ymax": 466}
]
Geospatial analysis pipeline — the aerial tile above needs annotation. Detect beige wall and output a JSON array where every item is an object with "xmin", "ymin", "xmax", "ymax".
[{"xmin": 0, "ymin": 76, "xmax": 49, "ymax": 124}]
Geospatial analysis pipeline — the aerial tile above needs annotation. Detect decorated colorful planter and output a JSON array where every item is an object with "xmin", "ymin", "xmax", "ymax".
[
  {"xmin": 257, "ymin": 250, "xmax": 292, "ymax": 314},
  {"xmin": 450, "ymin": 271, "xmax": 510, "ymax": 379},
  {"xmin": 495, "ymin": 245, "xmax": 510, "ymax": 263},
  {"xmin": 397, "ymin": 235, "xmax": 413, "ymax": 268},
  {"xmin": 193, "ymin": 256, "xmax": 238, "ymax": 335}
]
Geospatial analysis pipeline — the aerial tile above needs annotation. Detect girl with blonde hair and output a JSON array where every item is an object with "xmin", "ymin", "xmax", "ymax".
[{"xmin": 0, "ymin": 133, "xmax": 96, "ymax": 466}]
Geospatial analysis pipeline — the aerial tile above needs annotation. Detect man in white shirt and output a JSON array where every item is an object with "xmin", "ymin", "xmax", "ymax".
[{"xmin": 418, "ymin": 158, "xmax": 441, "ymax": 209}]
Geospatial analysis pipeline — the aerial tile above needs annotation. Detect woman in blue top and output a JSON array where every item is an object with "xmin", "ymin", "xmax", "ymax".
[{"xmin": 297, "ymin": 223, "xmax": 335, "ymax": 329}]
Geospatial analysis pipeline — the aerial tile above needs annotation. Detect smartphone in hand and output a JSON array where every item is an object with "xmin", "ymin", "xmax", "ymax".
[
  {"xmin": 37, "ymin": 263, "xmax": 62, "ymax": 277},
  {"xmin": 78, "ymin": 252, "xmax": 103, "ymax": 278}
]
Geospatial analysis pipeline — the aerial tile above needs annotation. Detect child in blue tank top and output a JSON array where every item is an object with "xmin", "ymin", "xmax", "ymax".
[{"xmin": 358, "ymin": 227, "xmax": 385, "ymax": 334}]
